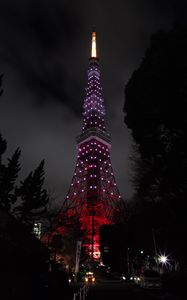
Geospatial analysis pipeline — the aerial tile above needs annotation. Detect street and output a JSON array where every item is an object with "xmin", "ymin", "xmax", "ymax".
[
  {"xmin": 68, "ymin": 270, "xmax": 185, "ymax": 300},
  {"xmin": 86, "ymin": 281, "xmax": 166, "ymax": 300}
]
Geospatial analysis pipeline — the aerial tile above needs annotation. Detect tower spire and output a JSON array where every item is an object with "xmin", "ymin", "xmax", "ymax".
[{"xmin": 91, "ymin": 31, "xmax": 97, "ymax": 58}]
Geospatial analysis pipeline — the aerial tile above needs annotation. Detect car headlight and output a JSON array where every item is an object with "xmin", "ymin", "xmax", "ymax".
[
  {"xmin": 92, "ymin": 277, "xmax": 95, "ymax": 282},
  {"xmin": 85, "ymin": 277, "xmax": 88, "ymax": 282}
]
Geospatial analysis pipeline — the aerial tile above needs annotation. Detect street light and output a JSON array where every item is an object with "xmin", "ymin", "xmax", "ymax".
[
  {"xmin": 158, "ymin": 253, "xmax": 170, "ymax": 274},
  {"xmin": 159, "ymin": 255, "xmax": 168, "ymax": 264}
]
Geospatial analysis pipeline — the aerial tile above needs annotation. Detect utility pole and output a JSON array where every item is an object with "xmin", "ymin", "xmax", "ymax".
[
  {"xmin": 91, "ymin": 214, "xmax": 94, "ymax": 261},
  {"xmin": 75, "ymin": 240, "xmax": 82, "ymax": 282},
  {"xmin": 152, "ymin": 228, "xmax": 159, "ymax": 272},
  {"xmin": 127, "ymin": 248, "xmax": 130, "ymax": 275},
  {"xmin": 152, "ymin": 228, "xmax": 157, "ymax": 255}
]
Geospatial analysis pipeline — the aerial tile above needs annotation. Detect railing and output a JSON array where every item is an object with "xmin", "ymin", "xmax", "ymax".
[{"xmin": 73, "ymin": 284, "xmax": 89, "ymax": 300}]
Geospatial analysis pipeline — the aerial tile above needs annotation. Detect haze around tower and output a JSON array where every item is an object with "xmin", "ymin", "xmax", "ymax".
[{"xmin": 0, "ymin": 0, "xmax": 186, "ymax": 206}]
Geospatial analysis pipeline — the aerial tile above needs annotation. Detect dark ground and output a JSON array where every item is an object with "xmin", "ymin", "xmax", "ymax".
[
  {"xmin": 67, "ymin": 268, "xmax": 187, "ymax": 300},
  {"xmin": 1, "ymin": 267, "xmax": 186, "ymax": 300}
]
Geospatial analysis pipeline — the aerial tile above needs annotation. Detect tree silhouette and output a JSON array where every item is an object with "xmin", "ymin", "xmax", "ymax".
[
  {"xmin": 40, "ymin": 190, "xmax": 59, "ymax": 247},
  {"xmin": 0, "ymin": 77, "xmax": 21, "ymax": 212},
  {"xmin": 0, "ymin": 133, "xmax": 7, "ymax": 162},
  {"xmin": 124, "ymin": 24, "xmax": 187, "ymax": 267},
  {"xmin": 125, "ymin": 26, "xmax": 187, "ymax": 208},
  {"xmin": 15, "ymin": 160, "xmax": 49, "ymax": 229},
  {"xmin": 0, "ymin": 147, "xmax": 21, "ymax": 211},
  {"xmin": 0, "ymin": 76, "xmax": 6, "ymax": 164},
  {"xmin": 0, "ymin": 74, "xmax": 3, "ymax": 97}
]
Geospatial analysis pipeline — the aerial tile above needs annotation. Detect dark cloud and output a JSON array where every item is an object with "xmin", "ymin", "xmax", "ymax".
[
  {"xmin": 0, "ymin": 0, "xmax": 84, "ymax": 113},
  {"xmin": 0, "ymin": 0, "xmax": 186, "ymax": 203}
]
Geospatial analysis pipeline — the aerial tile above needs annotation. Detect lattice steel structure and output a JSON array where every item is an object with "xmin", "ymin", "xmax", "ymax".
[{"xmin": 54, "ymin": 32, "xmax": 125, "ymax": 260}]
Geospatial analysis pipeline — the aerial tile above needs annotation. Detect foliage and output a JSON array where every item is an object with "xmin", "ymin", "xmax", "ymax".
[
  {"xmin": 14, "ymin": 160, "xmax": 49, "ymax": 228},
  {"xmin": 125, "ymin": 25, "xmax": 187, "ymax": 204},
  {"xmin": 40, "ymin": 191, "xmax": 60, "ymax": 247},
  {"xmin": 124, "ymin": 24, "xmax": 187, "ymax": 267},
  {"xmin": 100, "ymin": 224, "xmax": 127, "ymax": 272},
  {"xmin": 0, "ymin": 133, "xmax": 7, "ymax": 159},
  {"xmin": 0, "ymin": 77, "xmax": 21, "ymax": 212},
  {"xmin": 0, "ymin": 147, "xmax": 21, "ymax": 211},
  {"xmin": 0, "ymin": 74, "xmax": 3, "ymax": 96}
]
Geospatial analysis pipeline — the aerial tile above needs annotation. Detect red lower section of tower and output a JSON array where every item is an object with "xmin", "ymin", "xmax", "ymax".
[{"xmin": 80, "ymin": 214, "xmax": 111, "ymax": 260}]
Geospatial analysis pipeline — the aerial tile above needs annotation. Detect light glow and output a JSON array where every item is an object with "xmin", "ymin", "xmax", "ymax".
[
  {"xmin": 91, "ymin": 31, "xmax": 97, "ymax": 58},
  {"xmin": 159, "ymin": 254, "xmax": 168, "ymax": 264}
]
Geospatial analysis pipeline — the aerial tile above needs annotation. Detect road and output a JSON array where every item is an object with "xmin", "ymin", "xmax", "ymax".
[
  {"xmin": 69, "ymin": 271, "xmax": 185, "ymax": 300},
  {"xmin": 86, "ymin": 280, "xmax": 166, "ymax": 300}
]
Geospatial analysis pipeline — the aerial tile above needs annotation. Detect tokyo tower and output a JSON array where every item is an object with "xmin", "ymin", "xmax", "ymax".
[{"xmin": 54, "ymin": 32, "xmax": 125, "ymax": 260}]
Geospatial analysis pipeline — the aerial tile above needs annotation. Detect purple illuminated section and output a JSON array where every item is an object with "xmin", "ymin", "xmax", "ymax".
[{"xmin": 82, "ymin": 63, "xmax": 106, "ymax": 132}]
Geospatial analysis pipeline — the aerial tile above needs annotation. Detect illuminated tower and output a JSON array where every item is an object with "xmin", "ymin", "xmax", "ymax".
[{"xmin": 55, "ymin": 32, "xmax": 124, "ymax": 260}]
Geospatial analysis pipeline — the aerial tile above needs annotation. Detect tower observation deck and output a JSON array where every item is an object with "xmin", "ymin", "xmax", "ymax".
[{"xmin": 54, "ymin": 32, "xmax": 125, "ymax": 260}]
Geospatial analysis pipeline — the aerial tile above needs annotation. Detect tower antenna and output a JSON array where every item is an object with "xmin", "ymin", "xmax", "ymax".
[{"xmin": 91, "ymin": 29, "xmax": 97, "ymax": 58}]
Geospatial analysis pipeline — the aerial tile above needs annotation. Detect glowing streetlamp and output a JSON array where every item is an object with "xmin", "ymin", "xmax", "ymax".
[
  {"xmin": 158, "ymin": 253, "xmax": 169, "ymax": 274},
  {"xmin": 159, "ymin": 255, "xmax": 168, "ymax": 264}
]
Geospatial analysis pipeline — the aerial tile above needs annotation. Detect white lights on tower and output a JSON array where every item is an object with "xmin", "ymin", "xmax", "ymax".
[{"xmin": 91, "ymin": 31, "xmax": 97, "ymax": 58}]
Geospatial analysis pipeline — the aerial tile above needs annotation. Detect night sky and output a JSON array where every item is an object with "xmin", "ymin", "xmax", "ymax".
[{"xmin": 0, "ymin": 0, "xmax": 186, "ymax": 206}]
